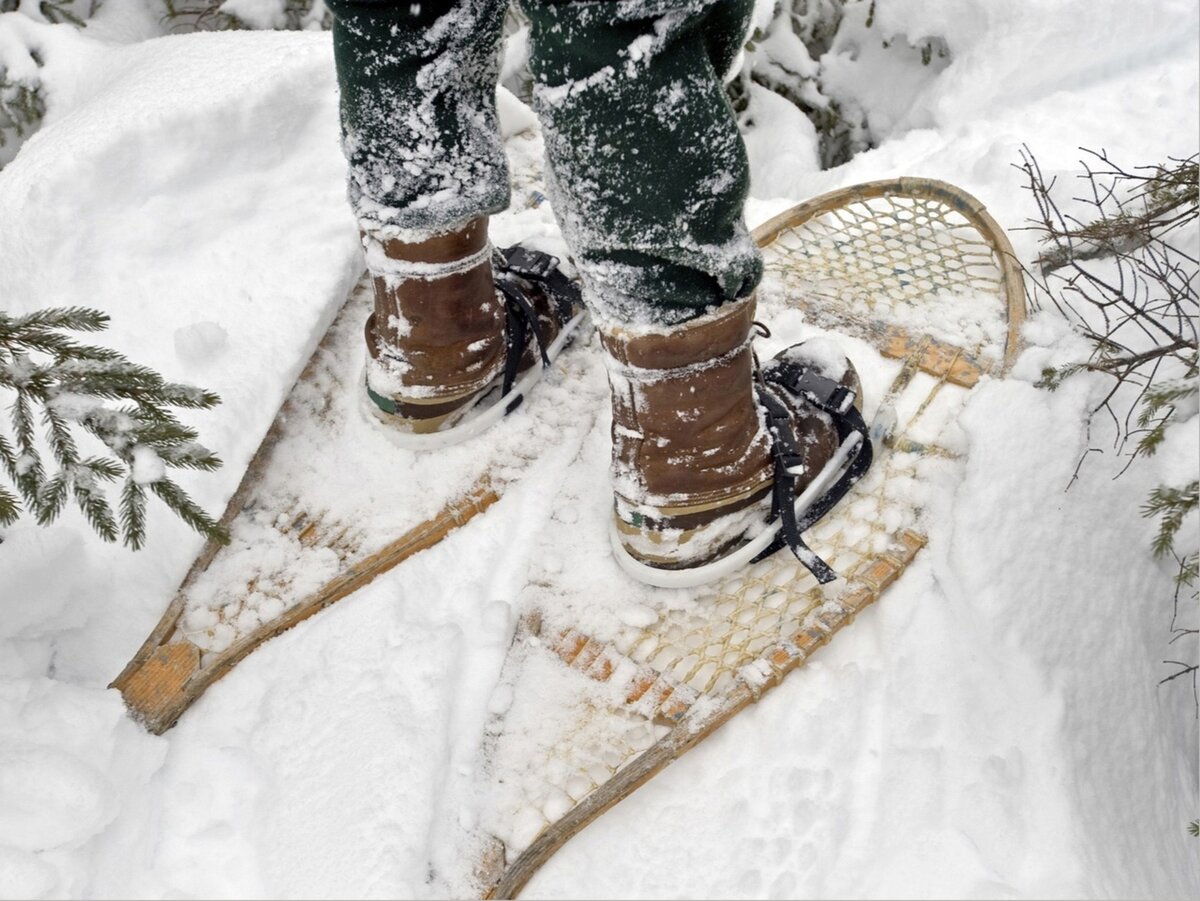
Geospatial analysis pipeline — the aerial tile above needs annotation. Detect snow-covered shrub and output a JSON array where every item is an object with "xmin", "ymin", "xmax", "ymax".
[
  {"xmin": 0, "ymin": 1, "xmax": 105, "ymax": 168},
  {"xmin": 0, "ymin": 63, "xmax": 43, "ymax": 167},
  {"xmin": 160, "ymin": 0, "xmax": 329, "ymax": 32},
  {"xmin": 731, "ymin": 0, "xmax": 950, "ymax": 169},
  {"xmin": 1, "ymin": 0, "xmax": 101, "ymax": 27},
  {"xmin": 0, "ymin": 307, "xmax": 227, "ymax": 549},
  {"xmin": 1021, "ymin": 147, "xmax": 1199, "ymax": 694}
]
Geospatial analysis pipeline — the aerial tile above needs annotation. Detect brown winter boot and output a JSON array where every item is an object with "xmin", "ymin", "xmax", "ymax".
[
  {"xmin": 363, "ymin": 217, "xmax": 582, "ymax": 442},
  {"xmin": 600, "ymin": 296, "xmax": 870, "ymax": 586}
]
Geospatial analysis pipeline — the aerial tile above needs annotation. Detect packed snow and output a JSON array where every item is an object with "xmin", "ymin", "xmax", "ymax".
[{"xmin": 0, "ymin": 0, "xmax": 1197, "ymax": 899}]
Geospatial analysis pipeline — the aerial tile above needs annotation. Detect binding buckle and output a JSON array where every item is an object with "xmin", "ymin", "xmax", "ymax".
[
  {"xmin": 498, "ymin": 245, "xmax": 558, "ymax": 281},
  {"xmin": 765, "ymin": 361, "xmax": 856, "ymax": 416},
  {"xmin": 752, "ymin": 357, "xmax": 875, "ymax": 585}
]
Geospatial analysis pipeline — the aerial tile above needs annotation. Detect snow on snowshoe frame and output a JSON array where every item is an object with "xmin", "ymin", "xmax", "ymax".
[{"xmin": 110, "ymin": 271, "xmax": 597, "ymax": 735}]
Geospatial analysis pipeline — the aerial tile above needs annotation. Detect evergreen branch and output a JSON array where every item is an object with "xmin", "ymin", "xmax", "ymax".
[
  {"xmin": 19, "ymin": 363, "xmax": 57, "ymax": 403},
  {"xmin": 80, "ymin": 456, "xmax": 123, "ymax": 480},
  {"xmin": 11, "ymin": 390, "xmax": 45, "ymax": 505},
  {"xmin": 0, "ymin": 431, "xmax": 17, "ymax": 482},
  {"xmin": 54, "ymin": 360, "xmax": 168, "ymax": 399},
  {"xmin": 147, "ymin": 477, "xmax": 229, "ymax": 546},
  {"xmin": 78, "ymin": 408, "xmax": 139, "ymax": 457},
  {"xmin": 157, "ymin": 441, "xmax": 223, "ymax": 472},
  {"xmin": 38, "ymin": 0, "xmax": 89, "ymax": 28},
  {"xmin": 1, "ymin": 306, "xmax": 110, "ymax": 334},
  {"xmin": 0, "ymin": 73, "xmax": 47, "ymax": 154},
  {"xmin": 158, "ymin": 382, "xmax": 222, "ymax": 410},
  {"xmin": 58, "ymin": 342, "xmax": 123, "ymax": 363},
  {"xmin": 12, "ymin": 388, "xmax": 37, "ymax": 453},
  {"xmin": 1, "ymin": 305, "xmax": 224, "ymax": 547},
  {"xmin": 1, "ymin": 308, "xmax": 111, "ymax": 359},
  {"xmin": 120, "ymin": 478, "xmax": 147, "ymax": 551},
  {"xmin": 1136, "ymin": 361, "xmax": 1199, "ymax": 456},
  {"xmin": 39, "ymin": 458, "xmax": 121, "ymax": 527},
  {"xmin": 1142, "ymin": 481, "xmax": 1199, "ymax": 559},
  {"xmin": 1138, "ymin": 382, "xmax": 1199, "ymax": 426},
  {"xmin": 72, "ymin": 481, "xmax": 118, "ymax": 543},
  {"xmin": 0, "ymin": 483, "xmax": 20, "ymax": 527},
  {"xmin": 41, "ymin": 403, "xmax": 79, "ymax": 469},
  {"xmin": 35, "ymin": 471, "xmax": 69, "ymax": 524},
  {"xmin": 1179, "ymin": 551, "xmax": 1199, "ymax": 589},
  {"xmin": 128, "ymin": 418, "xmax": 199, "ymax": 448}
]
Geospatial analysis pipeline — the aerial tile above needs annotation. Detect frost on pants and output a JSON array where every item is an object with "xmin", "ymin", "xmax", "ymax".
[
  {"xmin": 524, "ymin": 0, "xmax": 763, "ymax": 327},
  {"xmin": 329, "ymin": 0, "xmax": 511, "ymax": 237}
]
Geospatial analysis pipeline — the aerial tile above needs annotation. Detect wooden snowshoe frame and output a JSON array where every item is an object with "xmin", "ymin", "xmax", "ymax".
[
  {"xmin": 475, "ymin": 178, "xmax": 1025, "ymax": 899},
  {"xmin": 110, "ymin": 299, "xmax": 502, "ymax": 734},
  {"xmin": 109, "ymin": 177, "xmax": 1024, "ymax": 849}
]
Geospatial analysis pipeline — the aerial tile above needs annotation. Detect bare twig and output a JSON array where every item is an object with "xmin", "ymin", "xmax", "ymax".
[{"xmin": 1019, "ymin": 147, "xmax": 1199, "ymax": 716}]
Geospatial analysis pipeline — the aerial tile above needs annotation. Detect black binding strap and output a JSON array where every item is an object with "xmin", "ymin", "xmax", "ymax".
[
  {"xmin": 492, "ymin": 245, "xmax": 583, "ymax": 406},
  {"xmin": 753, "ymin": 361, "xmax": 874, "ymax": 584}
]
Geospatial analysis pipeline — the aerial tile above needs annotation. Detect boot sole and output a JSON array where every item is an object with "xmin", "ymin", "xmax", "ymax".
[
  {"xmin": 609, "ymin": 429, "xmax": 865, "ymax": 588},
  {"xmin": 361, "ymin": 309, "xmax": 587, "ymax": 450}
]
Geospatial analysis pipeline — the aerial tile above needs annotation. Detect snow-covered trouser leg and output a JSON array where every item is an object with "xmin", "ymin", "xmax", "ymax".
[
  {"xmin": 517, "ymin": 2, "xmax": 873, "ymax": 583},
  {"xmin": 520, "ymin": 0, "xmax": 763, "ymax": 327},
  {"xmin": 328, "ymin": 0, "xmax": 584, "ymax": 441},
  {"xmin": 327, "ymin": 0, "xmax": 510, "ymax": 235}
]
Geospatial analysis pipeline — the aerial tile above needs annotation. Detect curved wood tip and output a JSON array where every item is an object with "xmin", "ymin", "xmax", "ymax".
[{"xmin": 111, "ymin": 640, "xmax": 202, "ymax": 734}]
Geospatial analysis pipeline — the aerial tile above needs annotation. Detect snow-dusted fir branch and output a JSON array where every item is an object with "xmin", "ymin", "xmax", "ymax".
[
  {"xmin": 727, "ymin": 1, "xmax": 948, "ymax": 169},
  {"xmin": 0, "ymin": 74, "xmax": 43, "ymax": 151},
  {"xmin": 0, "ymin": 0, "xmax": 100, "ymax": 24},
  {"xmin": 0, "ymin": 1, "xmax": 95, "ymax": 168},
  {"xmin": 1144, "ymin": 481, "xmax": 1199, "ymax": 588},
  {"xmin": 0, "ymin": 306, "xmax": 228, "ymax": 549}
]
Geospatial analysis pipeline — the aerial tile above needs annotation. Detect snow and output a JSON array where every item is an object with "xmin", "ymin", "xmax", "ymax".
[{"xmin": 0, "ymin": 2, "xmax": 1197, "ymax": 900}]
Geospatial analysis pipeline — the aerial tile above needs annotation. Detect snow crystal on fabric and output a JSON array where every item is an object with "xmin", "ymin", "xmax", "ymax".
[{"xmin": 329, "ymin": 0, "xmax": 511, "ymax": 234}]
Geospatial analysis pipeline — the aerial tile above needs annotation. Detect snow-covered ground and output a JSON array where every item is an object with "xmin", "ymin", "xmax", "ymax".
[{"xmin": 1, "ymin": 0, "xmax": 1197, "ymax": 898}]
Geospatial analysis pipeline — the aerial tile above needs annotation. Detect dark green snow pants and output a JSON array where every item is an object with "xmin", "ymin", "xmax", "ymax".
[{"xmin": 326, "ymin": 0, "xmax": 762, "ymax": 325}]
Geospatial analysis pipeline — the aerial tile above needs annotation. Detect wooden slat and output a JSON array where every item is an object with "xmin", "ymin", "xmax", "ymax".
[{"xmin": 879, "ymin": 328, "xmax": 987, "ymax": 387}]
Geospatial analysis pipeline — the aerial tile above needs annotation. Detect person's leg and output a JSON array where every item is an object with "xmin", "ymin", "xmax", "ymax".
[
  {"xmin": 328, "ymin": 0, "xmax": 580, "ymax": 439},
  {"xmin": 328, "ymin": 0, "xmax": 510, "ymax": 235},
  {"xmin": 521, "ymin": 0, "xmax": 868, "ymax": 580},
  {"xmin": 520, "ymin": 0, "xmax": 762, "ymax": 327}
]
